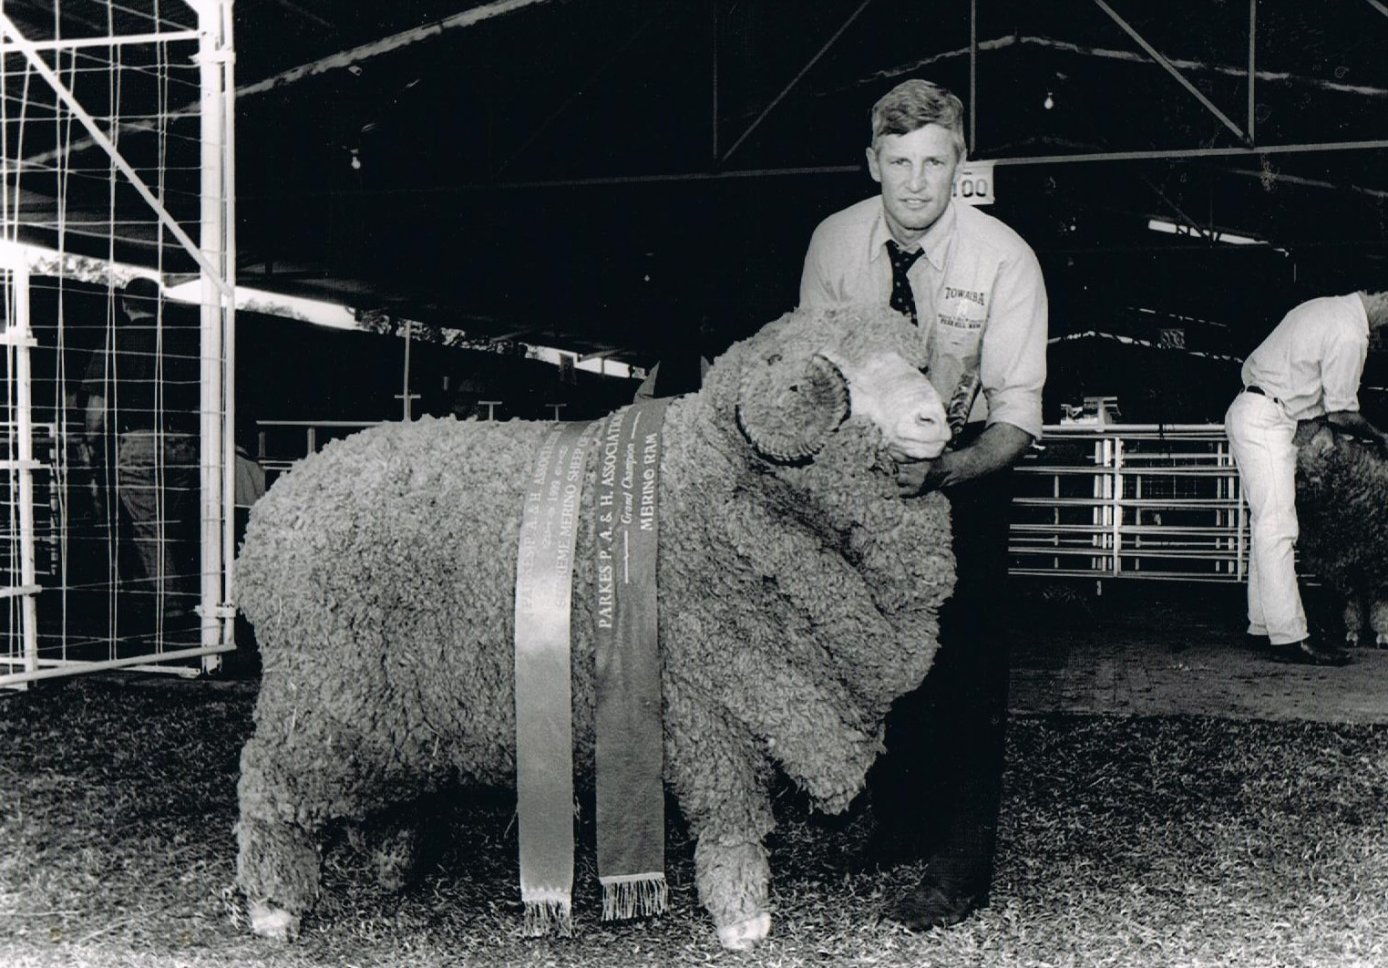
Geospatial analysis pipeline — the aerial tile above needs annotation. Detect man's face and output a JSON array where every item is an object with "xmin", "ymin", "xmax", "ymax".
[{"xmin": 865, "ymin": 124, "xmax": 961, "ymax": 248}]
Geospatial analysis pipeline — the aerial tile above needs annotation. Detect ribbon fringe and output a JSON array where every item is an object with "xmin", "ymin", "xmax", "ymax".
[
  {"xmin": 600, "ymin": 874, "xmax": 670, "ymax": 921},
  {"xmin": 522, "ymin": 896, "xmax": 574, "ymax": 938}
]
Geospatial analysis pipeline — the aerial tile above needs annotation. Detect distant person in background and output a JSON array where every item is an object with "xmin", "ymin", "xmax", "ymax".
[
  {"xmin": 1225, "ymin": 290, "xmax": 1388, "ymax": 667},
  {"xmin": 799, "ymin": 78, "xmax": 1047, "ymax": 932},
  {"xmin": 83, "ymin": 277, "xmax": 202, "ymax": 648},
  {"xmin": 234, "ymin": 444, "xmax": 266, "ymax": 541}
]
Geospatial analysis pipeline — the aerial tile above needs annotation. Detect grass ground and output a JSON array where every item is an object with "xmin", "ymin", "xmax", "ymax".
[{"xmin": 2, "ymin": 675, "xmax": 1387, "ymax": 967}]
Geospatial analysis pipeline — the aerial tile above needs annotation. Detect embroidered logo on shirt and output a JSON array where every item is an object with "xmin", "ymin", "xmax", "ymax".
[
  {"xmin": 939, "ymin": 289, "xmax": 988, "ymax": 333},
  {"xmin": 944, "ymin": 286, "xmax": 986, "ymax": 307}
]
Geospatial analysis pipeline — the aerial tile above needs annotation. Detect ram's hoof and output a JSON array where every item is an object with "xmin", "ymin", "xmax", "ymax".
[
  {"xmin": 248, "ymin": 901, "xmax": 300, "ymax": 940},
  {"xmin": 1377, "ymin": 632, "xmax": 1388, "ymax": 649},
  {"xmin": 717, "ymin": 912, "xmax": 771, "ymax": 951}
]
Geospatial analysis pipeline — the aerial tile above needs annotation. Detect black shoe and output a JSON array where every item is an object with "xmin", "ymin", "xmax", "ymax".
[
  {"xmin": 1270, "ymin": 637, "xmax": 1352, "ymax": 667},
  {"xmin": 883, "ymin": 874, "xmax": 981, "ymax": 932},
  {"xmin": 1243, "ymin": 632, "xmax": 1271, "ymax": 651},
  {"xmin": 854, "ymin": 822, "xmax": 938, "ymax": 872}
]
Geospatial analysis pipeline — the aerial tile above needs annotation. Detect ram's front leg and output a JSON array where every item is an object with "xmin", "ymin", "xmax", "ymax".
[
  {"xmin": 706, "ymin": 647, "xmax": 881, "ymax": 815},
  {"xmin": 663, "ymin": 674, "xmax": 774, "ymax": 951}
]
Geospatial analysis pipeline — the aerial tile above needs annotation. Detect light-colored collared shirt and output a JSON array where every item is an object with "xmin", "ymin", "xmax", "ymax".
[
  {"xmin": 1241, "ymin": 293, "xmax": 1369, "ymax": 421},
  {"xmin": 799, "ymin": 197, "xmax": 1048, "ymax": 439}
]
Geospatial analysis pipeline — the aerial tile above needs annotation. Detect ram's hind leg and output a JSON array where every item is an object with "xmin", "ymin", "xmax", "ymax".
[
  {"xmin": 235, "ymin": 730, "xmax": 332, "ymax": 939},
  {"xmin": 237, "ymin": 812, "xmax": 319, "ymax": 940},
  {"xmin": 664, "ymin": 676, "xmax": 774, "ymax": 951}
]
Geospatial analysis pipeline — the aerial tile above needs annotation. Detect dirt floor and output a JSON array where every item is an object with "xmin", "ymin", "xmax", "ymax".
[{"xmin": 1008, "ymin": 579, "xmax": 1388, "ymax": 724}]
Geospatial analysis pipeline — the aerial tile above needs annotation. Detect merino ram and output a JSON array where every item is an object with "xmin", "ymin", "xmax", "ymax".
[
  {"xmin": 1295, "ymin": 418, "xmax": 1388, "ymax": 646},
  {"xmin": 234, "ymin": 305, "xmax": 956, "ymax": 949}
]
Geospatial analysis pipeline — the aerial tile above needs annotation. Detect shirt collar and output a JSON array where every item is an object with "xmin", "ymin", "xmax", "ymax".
[{"xmin": 868, "ymin": 199, "xmax": 956, "ymax": 271}]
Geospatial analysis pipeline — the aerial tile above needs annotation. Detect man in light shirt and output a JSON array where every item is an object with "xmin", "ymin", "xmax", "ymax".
[
  {"xmin": 1225, "ymin": 290, "xmax": 1388, "ymax": 666},
  {"xmin": 799, "ymin": 79, "xmax": 1047, "ymax": 931}
]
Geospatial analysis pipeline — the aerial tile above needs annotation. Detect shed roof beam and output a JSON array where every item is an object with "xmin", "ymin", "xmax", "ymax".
[
  {"xmin": 246, "ymin": 139, "xmax": 1388, "ymax": 195},
  {"xmin": 861, "ymin": 35, "xmax": 1388, "ymax": 100},
  {"xmin": 239, "ymin": 0, "xmax": 561, "ymax": 97},
  {"xmin": 721, "ymin": 0, "xmax": 876, "ymax": 162},
  {"xmin": 23, "ymin": 0, "xmax": 559, "ymax": 168},
  {"xmin": 1089, "ymin": 0, "xmax": 1248, "ymax": 144},
  {"xmin": 498, "ymin": 0, "xmax": 673, "ymax": 175},
  {"xmin": 0, "ymin": 11, "xmax": 231, "ymax": 298}
]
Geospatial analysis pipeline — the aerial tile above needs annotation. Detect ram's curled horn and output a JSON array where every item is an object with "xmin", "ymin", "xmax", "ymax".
[{"xmin": 735, "ymin": 351, "xmax": 850, "ymax": 464}]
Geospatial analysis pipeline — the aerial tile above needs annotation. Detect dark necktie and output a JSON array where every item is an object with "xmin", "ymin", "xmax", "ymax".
[{"xmin": 885, "ymin": 240, "xmax": 923, "ymax": 325}]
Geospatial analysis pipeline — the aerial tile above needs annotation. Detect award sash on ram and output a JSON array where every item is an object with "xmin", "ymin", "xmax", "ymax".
[
  {"xmin": 513, "ymin": 419, "xmax": 596, "ymax": 936},
  {"xmin": 593, "ymin": 398, "xmax": 671, "ymax": 920}
]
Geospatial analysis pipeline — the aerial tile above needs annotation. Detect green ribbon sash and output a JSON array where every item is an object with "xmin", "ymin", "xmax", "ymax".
[
  {"xmin": 593, "ymin": 398, "xmax": 670, "ymax": 919},
  {"xmin": 512, "ymin": 401, "xmax": 670, "ymax": 934}
]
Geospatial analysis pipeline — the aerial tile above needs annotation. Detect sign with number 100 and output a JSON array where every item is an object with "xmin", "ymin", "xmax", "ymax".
[{"xmin": 953, "ymin": 160, "xmax": 995, "ymax": 207}]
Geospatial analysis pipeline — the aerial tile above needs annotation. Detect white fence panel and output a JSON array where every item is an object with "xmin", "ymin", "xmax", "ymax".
[{"xmin": 1010, "ymin": 424, "xmax": 1249, "ymax": 583}]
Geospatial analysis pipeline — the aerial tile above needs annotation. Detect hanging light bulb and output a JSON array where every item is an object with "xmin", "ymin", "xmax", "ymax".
[{"xmin": 1043, "ymin": 91, "xmax": 1055, "ymax": 110}]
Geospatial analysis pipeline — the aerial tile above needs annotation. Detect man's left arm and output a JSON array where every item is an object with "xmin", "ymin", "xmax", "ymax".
[
  {"xmin": 900, "ymin": 246, "xmax": 1048, "ymax": 494},
  {"xmin": 898, "ymin": 422, "xmax": 1033, "ymax": 494}
]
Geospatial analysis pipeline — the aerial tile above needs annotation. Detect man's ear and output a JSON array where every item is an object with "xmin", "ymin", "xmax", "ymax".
[{"xmin": 865, "ymin": 145, "xmax": 882, "ymax": 184}]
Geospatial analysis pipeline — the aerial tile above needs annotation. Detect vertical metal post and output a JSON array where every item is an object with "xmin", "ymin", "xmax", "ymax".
[
  {"xmin": 1112, "ymin": 435, "xmax": 1125, "ymax": 577},
  {"xmin": 1247, "ymin": 0, "xmax": 1257, "ymax": 145},
  {"xmin": 13, "ymin": 262, "xmax": 37, "ymax": 679},
  {"xmin": 401, "ymin": 318, "xmax": 414, "ymax": 421},
  {"xmin": 197, "ymin": 0, "xmax": 232, "ymax": 667},
  {"xmin": 710, "ymin": 0, "xmax": 719, "ymax": 162},
  {"xmin": 219, "ymin": 0, "xmax": 239, "ymax": 659},
  {"xmin": 968, "ymin": 0, "xmax": 977, "ymax": 156},
  {"xmin": 1091, "ymin": 438, "xmax": 1107, "ymax": 573}
]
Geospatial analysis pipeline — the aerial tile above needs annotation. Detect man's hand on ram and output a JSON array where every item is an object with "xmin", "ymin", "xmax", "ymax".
[{"xmin": 896, "ymin": 457, "xmax": 948, "ymax": 496}]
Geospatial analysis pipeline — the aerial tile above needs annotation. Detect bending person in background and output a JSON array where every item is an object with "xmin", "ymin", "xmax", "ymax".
[
  {"xmin": 1225, "ymin": 289, "xmax": 1388, "ymax": 667},
  {"xmin": 84, "ymin": 277, "xmax": 202, "ymax": 649},
  {"xmin": 799, "ymin": 78, "xmax": 1048, "ymax": 931}
]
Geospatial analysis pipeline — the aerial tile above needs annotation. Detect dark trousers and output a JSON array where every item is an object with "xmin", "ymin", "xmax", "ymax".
[
  {"xmin": 868, "ymin": 458, "xmax": 1014, "ymax": 893},
  {"xmin": 115, "ymin": 430, "xmax": 201, "ymax": 645}
]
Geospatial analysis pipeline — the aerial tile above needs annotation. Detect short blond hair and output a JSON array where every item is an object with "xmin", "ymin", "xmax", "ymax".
[{"xmin": 870, "ymin": 79, "xmax": 966, "ymax": 158}]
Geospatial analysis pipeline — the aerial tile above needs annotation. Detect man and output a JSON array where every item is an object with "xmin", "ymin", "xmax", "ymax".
[
  {"xmin": 1225, "ymin": 290, "xmax": 1388, "ymax": 666},
  {"xmin": 799, "ymin": 79, "xmax": 1047, "ymax": 930},
  {"xmin": 84, "ymin": 277, "xmax": 202, "ymax": 648}
]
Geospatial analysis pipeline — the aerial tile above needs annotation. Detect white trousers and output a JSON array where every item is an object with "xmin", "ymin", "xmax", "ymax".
[{"xmin": 1224, "ymin": 391, "xmax": 1307, "ymax": 644}]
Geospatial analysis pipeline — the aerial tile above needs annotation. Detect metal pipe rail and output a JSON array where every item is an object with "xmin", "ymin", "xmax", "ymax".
[{"xmin": 1010, "ymin": 423, "xmax": 1248, "ymax": 583}]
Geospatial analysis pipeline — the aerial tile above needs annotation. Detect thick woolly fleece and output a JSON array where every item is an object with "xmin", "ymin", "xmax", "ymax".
[
  {"xmin": 1295, "ymin": 420, "xmax": 1388, "ymax": 643},
  {"xmin": 234, "ymin": 305, "xmax": 956, "ymax": 939}
]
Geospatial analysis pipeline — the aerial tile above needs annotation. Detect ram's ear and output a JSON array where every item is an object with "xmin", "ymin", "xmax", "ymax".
[{"xmin": 735, "ymin": 351, "xmax": 850, "ymax": 464}]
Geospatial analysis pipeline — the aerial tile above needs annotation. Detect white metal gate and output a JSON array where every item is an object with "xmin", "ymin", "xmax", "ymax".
[
  {"xmin": 0, "ymin": 1, "xmax": 236, "ymax": 688},
  {"xmin": 1010, "ymin": 423, "xmax": 1249, "ymax": 583}
]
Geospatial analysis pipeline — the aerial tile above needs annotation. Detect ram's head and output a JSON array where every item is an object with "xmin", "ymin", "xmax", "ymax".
[{"xmin": 734, "ymin": 306, "xmax": 949, "ymax": 465}]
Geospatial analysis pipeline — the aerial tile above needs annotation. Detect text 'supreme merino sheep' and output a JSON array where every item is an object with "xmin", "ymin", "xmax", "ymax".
[
  {"xmin": 1295, "ymin": 419, "xmax": 1388, "ymax": 645},
  {"xmin": 235, "ymin": 305, "xmax": 957, "ymax": 950}
]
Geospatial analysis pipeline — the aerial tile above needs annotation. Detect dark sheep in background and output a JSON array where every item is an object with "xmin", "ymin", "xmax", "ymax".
[{"xmin": 1295, "ymin": 418, "xmax": 1388, "ymax": 646}]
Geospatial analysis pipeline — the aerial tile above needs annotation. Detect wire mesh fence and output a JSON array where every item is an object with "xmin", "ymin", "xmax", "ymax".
[{"xmin": 0, "ymin": 1, "xmax": 235, "ymax": 687}]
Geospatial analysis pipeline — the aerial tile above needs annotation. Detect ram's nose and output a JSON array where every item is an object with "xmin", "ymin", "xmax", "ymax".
[{"xmin": 889, "ymin": 395, "xmax": 950, "ymax": 461}]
